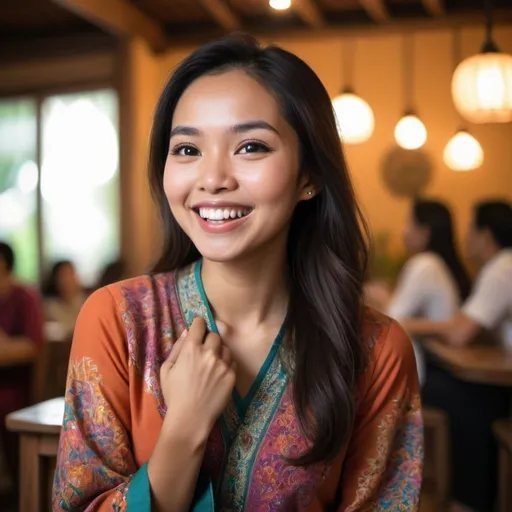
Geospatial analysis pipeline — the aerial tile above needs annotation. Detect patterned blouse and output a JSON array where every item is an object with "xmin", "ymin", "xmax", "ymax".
[{"xmin": 53, "ymin": 260, "xmax": 423, "ymax": 511}]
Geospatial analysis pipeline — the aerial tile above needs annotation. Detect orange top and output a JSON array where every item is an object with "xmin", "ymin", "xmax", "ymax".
[{"xmin": 53, "ymin": 261, "xmax": 423, "ymax": 511}]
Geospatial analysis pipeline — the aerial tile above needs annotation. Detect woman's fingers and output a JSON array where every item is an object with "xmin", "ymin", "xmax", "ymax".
[
  {"xmin": 162, "ymin": 318, "xmax": 233, "ymax": 378},
  {"xmin": 203, "ymin": 332, "xmax": 222, "ymax": 355},
  {"xmin": 166, "ymin": 329, "xmax": 187, "ymax": 364},
  {"xmin": 188, "ymin": 316, "xmax": 207, "ymax": 345},
  {"xmin": 220, "ymin": 344, "xmax": 232, "ymax": 365}
]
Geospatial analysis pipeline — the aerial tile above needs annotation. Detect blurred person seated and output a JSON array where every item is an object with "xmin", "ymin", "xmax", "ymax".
[
  {"xmin": 365, "ymin": 199, "xmax": 470, "ymax": 385},
  {"xmin": 402, "ymin": 201, "xmax": 512, "ymax": 512},
  {"xmin": 402, "ymin": 200, "xmax": 512, "ymax": 348},
  {"xmin": 94, "ymin": 258, "xmax": 126, "ymax": 290},
  {"xmin": 0, "ymin": 241, "xmax": 44, "ymax": 503},
  {"xmin": 42, "ymin": 260, "xmax": 86, "ymax": 338}
]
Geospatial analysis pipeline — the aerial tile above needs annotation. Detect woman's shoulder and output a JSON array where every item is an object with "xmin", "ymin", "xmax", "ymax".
[
  {"xmin": 361, "ymin": 307, "xmax": 416, "ymax": 373},
  {"xmin": 80, "ymin": 271, "xmax": 179, "ymax": 323},
  {"xmin": 74, "ymin": 271, "xmax": 184, "ymax": 366}
]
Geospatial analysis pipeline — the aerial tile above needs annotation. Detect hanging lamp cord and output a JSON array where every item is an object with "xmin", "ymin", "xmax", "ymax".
[
  {"xmin": 403, "ymin": 34, "xmax": 414, "ymax": 115},
  {"xmin": 482, "ymin": 0, "xmax": 499, "ymax": 52},
  {"xmin": 452, "ymin": 29, "xmax": 468, "ymax": 132},
  {"xmin": 342, "ymin": 39, "xmax": 355, "ymax": 94}
]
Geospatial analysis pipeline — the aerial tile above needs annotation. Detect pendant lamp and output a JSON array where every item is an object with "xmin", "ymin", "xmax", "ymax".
[
  {"xmin": 332, "ymin": 40, "xmax": 375, "ymax": 144},
  {"xmin": 394, "ymin": 35, "xmax": 427, "ymax": 150},
  {"xmin": 451, "ymin": 0, "xmax": 512, "ymax": 123},
  {"xmin": 444, "ymin": 30, "xmax": 484, "ymax": 171}
]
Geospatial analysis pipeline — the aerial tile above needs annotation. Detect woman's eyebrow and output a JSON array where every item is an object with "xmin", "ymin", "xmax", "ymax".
[
  {"xmin": 170, "ymin": 120, "xmax": 279, "ymax": 138},
  {"xmin": 231, "ymin": 120, "xmax": 279, "ymax": 135}
]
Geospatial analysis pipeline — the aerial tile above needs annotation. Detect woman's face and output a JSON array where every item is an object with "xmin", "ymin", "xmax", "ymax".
[
  {"xmin": 402, "ymin": 213, "xmax": 429, "ymax": 254},
  {"xmin": 163, "ymin": 69, "xmax": 313, "ymax": 263}
]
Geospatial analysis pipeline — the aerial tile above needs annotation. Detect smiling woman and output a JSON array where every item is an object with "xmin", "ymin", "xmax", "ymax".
[{"xmin": 53, "ymin": 33, "xmax": 423, "ymax": 512}]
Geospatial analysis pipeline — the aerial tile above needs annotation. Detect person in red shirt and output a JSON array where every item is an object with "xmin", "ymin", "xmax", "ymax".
[{"xmin": 0, "ymin": 241, "xmax": 44, "ymax": 503}]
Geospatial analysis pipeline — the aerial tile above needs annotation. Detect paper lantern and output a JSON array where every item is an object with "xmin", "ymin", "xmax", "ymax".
[
  {"xmin": 332, "ymin": 92, "xmax": 375, "ymax": 144},
  {"xmin": 394, "ymin": 114, "xmax": 427, "ymax": 150},
  {"xmin": 452, "ymin": 52, "xmax": 512, "ymax": 123},
  {"xmin": 443, "ymin": 130, "xmax": 484, "ymax": 171}
]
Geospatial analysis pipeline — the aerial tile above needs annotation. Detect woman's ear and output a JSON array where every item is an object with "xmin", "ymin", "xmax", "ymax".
[
  {"xmin": 298, "ymin": 173, "xmax": 320, "ymax": 201},
  {"xmin": 299, "ymin": 187, "xmax": 317, "ymax": 201}
]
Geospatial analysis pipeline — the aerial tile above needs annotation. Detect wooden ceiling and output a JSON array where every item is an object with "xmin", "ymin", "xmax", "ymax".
[{"xmin": 1, "ymin": 0, "xmax": 512, "ymax": 59}]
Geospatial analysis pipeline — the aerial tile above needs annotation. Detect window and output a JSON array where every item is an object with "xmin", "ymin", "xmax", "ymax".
[
  {"xmin": 0, "ymin": 99, "xmax": 38, "ymax": 282},
  {"xmin": 0, "ymin": 89, "xmax": 120, "ymax": 287}
]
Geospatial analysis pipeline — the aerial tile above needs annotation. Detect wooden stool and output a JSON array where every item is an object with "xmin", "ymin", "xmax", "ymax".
[
  {"xmin": 423, "ymin": 407, "xmax": 450, "ymax": 510},
  {"xmin": 493, "ymin": 419, "xmax": 512, "ymax": 512}
]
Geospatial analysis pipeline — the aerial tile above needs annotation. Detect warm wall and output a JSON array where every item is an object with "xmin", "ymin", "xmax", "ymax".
[
  {"xmin": 120, "ymin": 38, "xmax": 163, "ymax": 275},
  {"xmin": 159, "ymin": 27, "xmax": 512, "ymax": 255}
]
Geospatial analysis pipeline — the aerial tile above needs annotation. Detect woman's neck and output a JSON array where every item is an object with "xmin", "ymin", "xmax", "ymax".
[{"xmin": 201, "ymin": 246, "xmax": 289, "ymax": 331}]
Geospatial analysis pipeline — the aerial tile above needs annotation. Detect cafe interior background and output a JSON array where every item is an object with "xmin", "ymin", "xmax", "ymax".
[{"xmin": 0, "ymin": 0, "xmax": 511, "ymax": 511}]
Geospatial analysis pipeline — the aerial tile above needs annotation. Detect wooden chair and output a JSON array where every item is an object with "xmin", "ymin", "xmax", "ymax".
[
  {"xmin": 422, "ymin": 407, "xmax": 450, "ymax": 511},
  {"xmin": 493, "ymin": 419, "xmax": 512, "ymax": 512}
]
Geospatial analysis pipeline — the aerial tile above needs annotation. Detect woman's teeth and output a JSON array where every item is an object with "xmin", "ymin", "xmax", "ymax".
[{"xmin": 198, "ymin": 208, "xmax": 251, "ymax": 221}]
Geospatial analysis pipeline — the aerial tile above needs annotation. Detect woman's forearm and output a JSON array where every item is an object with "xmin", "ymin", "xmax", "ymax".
[
  {"xmin": 400, "ymin": 318, "xmax": 449, "ymax": 338},
  {"xmin": 147, "ymin": 416, "xmax": 209, "ymax": 512}
]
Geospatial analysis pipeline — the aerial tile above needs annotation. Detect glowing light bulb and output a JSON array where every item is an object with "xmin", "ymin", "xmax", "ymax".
[
  {"xmin": 332, "ymin": 93, "xmax": 375, "ymax": 144},
  {"xmin": 394, "ymin": 114, "xmax": 427, "ymax": 150},
  {"xmin": 269, "ymin": 0, "xmax": 291, "ymax": 10},
  {"xmin": 443, "ymin": 130, "xmax": 484, "ymax": 171}
]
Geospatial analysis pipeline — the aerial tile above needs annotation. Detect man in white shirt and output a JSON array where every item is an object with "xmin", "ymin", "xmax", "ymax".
[{"xmin": 447, "ymin": 201, "xmax": 512, "ymax": 347}]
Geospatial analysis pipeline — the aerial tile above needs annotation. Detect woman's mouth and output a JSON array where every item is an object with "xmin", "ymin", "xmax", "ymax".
[
  {"xmin": 191, "ymin": 205, "xmax": 253, "ymax": 234},
  {"xmin": 194, "ymin": 207, "xmax": 252, "ymax": 223}
]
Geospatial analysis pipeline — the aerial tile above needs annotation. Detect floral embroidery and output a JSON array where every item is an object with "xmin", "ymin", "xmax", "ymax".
[
  {"xmin": 219, "ymin": 347, "xmax": 289, "ymax": 510},
  {"xmin": 246, "ymin": 387, "xmax": 327, "ymax": 510},
  {"xmin": 53, "ymin": 357, "xmax": 134, "ymax": 511},
  {"xmin": 346, "ymin": 392, "xmax": 423, "ymax": 511},
  {"xmin": 120, "ymin": 273, "xmax": 185, "ymax": 416}
]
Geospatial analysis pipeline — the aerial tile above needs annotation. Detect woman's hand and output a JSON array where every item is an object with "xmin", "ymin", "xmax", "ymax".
[{"xmin": 160, "ymin": 316, "xmax": 237, "ymax": 437}]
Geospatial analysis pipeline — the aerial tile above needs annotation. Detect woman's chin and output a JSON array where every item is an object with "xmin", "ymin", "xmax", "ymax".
[{"xmin": 195, "ymin": 245, "xmax": 247, "ymax": 264}]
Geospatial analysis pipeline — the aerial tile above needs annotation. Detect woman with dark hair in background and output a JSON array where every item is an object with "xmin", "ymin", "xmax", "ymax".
[
  {"xmin": 43, "ymin": 260, "xmax": 85, "ymax": 337},
  {"xmin": 53, "ymin": 34, "xmax": 422, "ymax": 511},
  {"xmin": 365, "ymin": 199, "xmax": 470, "ymax": 384}
]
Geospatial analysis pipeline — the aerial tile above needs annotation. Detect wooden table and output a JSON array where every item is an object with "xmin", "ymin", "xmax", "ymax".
[
  {"xmin": 6, "ymin": 397, "xmax": 64, "ymax": 512},
  {"xmin": 423, "ymin": 339, "xmax": 512, "ymax": 387}
]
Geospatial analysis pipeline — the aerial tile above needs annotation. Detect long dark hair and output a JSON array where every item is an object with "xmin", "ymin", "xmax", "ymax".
[
  {"xmin": 42, "ymin": 260, "xmax": 73, "ymax": 299},
  {"xmin": 413, "ymin": 199, "xmax": 471, "ymax": 300},
  {"xmin": 149, "ymin": 34, "xmax": 369, "ymax": 466}
]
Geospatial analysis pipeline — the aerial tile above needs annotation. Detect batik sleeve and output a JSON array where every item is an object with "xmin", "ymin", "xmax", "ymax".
[
  {"xmin": 52, "ymin": 287, "xmax": 151, "ymax": 511},
  {"xmin": 338, "ymin": 320, "xmax": 424, "ymax": 511}
]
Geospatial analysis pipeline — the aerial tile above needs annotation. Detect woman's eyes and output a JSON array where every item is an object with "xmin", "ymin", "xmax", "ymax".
[
  {"xmin": 171, "ymin": 145, "xmax": 200, "ymax": 157},
  {"xmin": 170, "ymin": 141, "xmax": 271, "ymax": 157},
  {"xmin": 236, "ymin": 142, "xmax": 271, "ymax": 154}
]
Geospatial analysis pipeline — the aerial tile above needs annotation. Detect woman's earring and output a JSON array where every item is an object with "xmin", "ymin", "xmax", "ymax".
[{"xmin": 306, "ymin": 191, "xmax": 313, "ymax": 196}]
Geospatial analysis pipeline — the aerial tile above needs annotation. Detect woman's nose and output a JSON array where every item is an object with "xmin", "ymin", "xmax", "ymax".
[{"xmin": 197, "ymin": 153, "xmax": 237, "ymax": 193}]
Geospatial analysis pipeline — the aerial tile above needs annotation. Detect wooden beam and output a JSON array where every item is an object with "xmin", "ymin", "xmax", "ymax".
[
  {"xmin": 51, "ymin": 0, "xmax": 168, "ymax": 52},
  {"xmin": 358, "ymin": 0, "xmax": 391, "ymax": 23},
  {"xmin": 197, "ymin": 0, "xmax": 241, "ymax": 32},
  {"xmin": 166, "ymin": 9, "xmax": 512, "ymax": 48},
  {"xmin": 293, "ymin": 0, "xmax": 325, "ymax": 28},
  {"xmin": 421, "ymin": 0, "xmax": 446, "ymax": 17}
]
